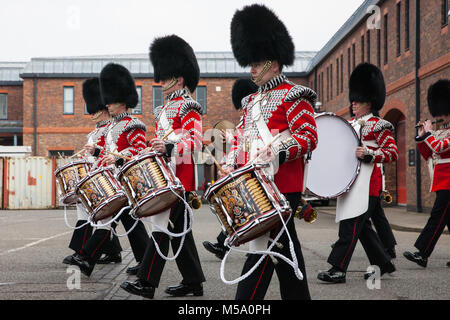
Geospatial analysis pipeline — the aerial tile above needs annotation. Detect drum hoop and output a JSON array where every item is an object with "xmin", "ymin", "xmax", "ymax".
[
  {"xmin": 91, "ymin": 191, "xmax": 128, "ymax": 220},
  {"xmin": 306, "ymin": 112, "xmax": 362, "ymax": 199},
  {"xmin": 54, "ymin": 159, "xmax": 90, "ymax": 175},
  {"xmin": 204, "ymin": 163, "xmax": 269, "ymax": 199},
  {"xmin": 117, "ymin": 152, "xmax": 161, "ymax": 177}
]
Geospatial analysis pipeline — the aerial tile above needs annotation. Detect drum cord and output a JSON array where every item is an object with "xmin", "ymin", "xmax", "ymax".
[
  {"xmin": 219, "ymin": 213, "xmax": 303, "ymax": 285},
  {"xmin": 89, "ymin": 205, "xmax": 131, "ymax": 229},
  {"xmin": 63, "ymin": 204, "xmax": 91, "ymax": 230},
  {"xmin": 147, "ymin": 186, "xmax": 194, "ymax": 261}
]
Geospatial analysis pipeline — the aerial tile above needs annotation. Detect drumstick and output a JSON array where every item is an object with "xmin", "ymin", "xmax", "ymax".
[
  {"xmin": 148, "ymin": 128, "xmax": 175, "ymax": 152},
  {"xmin": 105, "ymin": 151, "xmax": 132, "ymax": 161},
  {"xmin": 69, "ymin": 148, "xmax": 86, "ymax": 159},
  {"xmin": 250, "ymin": 132, "xmax": 283, "ymax": 163},
  {"xmin": 204, "ymin": 147, "xmax": 226, "ymax": 175}
]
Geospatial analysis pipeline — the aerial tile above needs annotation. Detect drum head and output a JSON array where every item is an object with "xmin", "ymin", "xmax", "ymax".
[{"xmin": 306, "ymin": 113, "xmax": 360, "ymax": 199}]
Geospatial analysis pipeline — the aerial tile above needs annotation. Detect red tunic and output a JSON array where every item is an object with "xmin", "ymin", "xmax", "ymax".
[
  {"xmin": 416, "ymin": 127, "xmax": 450, "ymax": 192},
  {"xmin": 101, "ymin": 113, "xmax": 147, "ymax": 164},
  {"xmin": 154, "ymin": 89, "xmax": 203, "ymax": 192},
  {"xmin": 226, "ymin": 74, "xmax": 318, "ymax": 194},
  {"xmin": 353, "ymin": 115, "xmax": 399, "ymax": 197}
]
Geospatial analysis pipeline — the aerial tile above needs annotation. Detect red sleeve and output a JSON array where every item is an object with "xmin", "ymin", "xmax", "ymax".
[
  {"xmin": 370, "ymin": 128, "xmax": 399, "ymax": 163},
  {"xmin": 281, "ymin": 99, "xmax": 318, "ymax": 161},
  {"xmin": 176, "ymin": 108, "xmax": 203, "ymax": 156}
]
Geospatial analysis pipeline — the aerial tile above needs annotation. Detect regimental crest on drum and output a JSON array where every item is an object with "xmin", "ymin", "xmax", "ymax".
[{"xmin": 213, "ymin": 173, "xmax": 274, "ymax": 230}]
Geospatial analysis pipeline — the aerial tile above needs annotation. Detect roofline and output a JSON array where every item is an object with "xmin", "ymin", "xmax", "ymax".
[
  {"xmin": 20, "ymin": 72, "xmax": 308, "ymax": 79},
  {"xmin": 0, "ymin": 81, "xmax": 23, "ymax": 86},
  {"xmin": 305, "ymin": 0, "xmax": 382, "ymax": 74}
]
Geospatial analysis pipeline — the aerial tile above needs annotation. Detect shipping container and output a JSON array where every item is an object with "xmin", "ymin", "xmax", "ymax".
[{"xmin": 3, "ymin": 157, "xmax": 53, "ymax": 209}]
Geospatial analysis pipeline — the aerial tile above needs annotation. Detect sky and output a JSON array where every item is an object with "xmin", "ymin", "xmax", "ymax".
[{"xmin": 0, "ymin": 0, "xmax": 365, "ymax": 61}]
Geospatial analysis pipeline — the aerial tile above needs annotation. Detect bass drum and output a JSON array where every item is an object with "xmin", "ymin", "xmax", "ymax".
[{"xmin": 305, "ymin": 112, "xmax": 360, "ymax": 199}]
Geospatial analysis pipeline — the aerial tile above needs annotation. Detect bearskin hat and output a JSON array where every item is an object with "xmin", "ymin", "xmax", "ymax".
[
  {"xmin": 149, "ymin": 35, "xmax": 200, "ymax": 93},
  {"xmin": 231, "ymin": 78, "xmax": 258, "ymax": 110},
  {"xmin": 99, "ymin": 63, "xmax": 138, "ymax": 109},
  {"xmin": 230, "ymin": 4, "xmax": 295, "ymax": 68},
  {"xmin": 82, "ymin": 78, "xmax": 107, "ymax": 115},
  {"xmin": 427, "ymin": 79, "xmax": 450, "ymax": 117},
  {"xmin": 349, "ymin": 63, "xmax": 386, "ymax": 113}
]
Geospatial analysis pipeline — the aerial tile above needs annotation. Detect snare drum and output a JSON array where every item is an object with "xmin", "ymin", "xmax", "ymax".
[
  {"xmin": 54, "ymin": 160, "xmax": 91, "ymax": 204},
  {"xmin": 305, "ymin": 112, "xmax": 360, "ymax": 198},
  {"xmin": 204, "ymin": 163, "xmax": 291, "ymax": 246},
  {"xmin": 75, "ymin": 167, "xmax": 128, "ymax": 222},
  {"xmin": 117, "ymin": 152, "xmax": 184, "ymax": 218}
]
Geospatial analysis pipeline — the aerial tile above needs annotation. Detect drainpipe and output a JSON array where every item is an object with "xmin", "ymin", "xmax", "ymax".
[
  {"xmin": 33, "ymin": 77, "xmax": 37, "ymax": 156},
  {"xmin": 414, "ymin": 0, "xmax": 422, "ymax": 212}
]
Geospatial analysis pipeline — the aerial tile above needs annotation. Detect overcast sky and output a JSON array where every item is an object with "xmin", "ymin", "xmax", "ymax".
[{"xmin": 0, "ymin": 0, "xmax": 365, "ymax": 61}]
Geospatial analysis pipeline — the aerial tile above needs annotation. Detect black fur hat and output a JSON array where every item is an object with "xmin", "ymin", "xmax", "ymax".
[
  {"xmin": 230, "ymin": 4, "xmax": 295, "ymax": 68},
  {"xmin": 232, "ymin": 78, "xmax": 258, "ymax": 110},
  {"xmin": 427, "ymin": 79, "xmax": 450, "ymax": 117},
  {"xmin": 349, "ymin": 63, "xmax": 386, "ymax": 113},
  {"xmin": 82, "ymin": 78, "xmax": 107, "ymax": 115},
  {"xmin": 99, "ymin": 63, "xmax": 138, "ymax": 109},
  {"xmin": 149, "ymin": 35, "xmax": 200, "ymax": 92}
]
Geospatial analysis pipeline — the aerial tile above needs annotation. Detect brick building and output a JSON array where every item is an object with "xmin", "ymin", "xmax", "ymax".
[
  {"xmin": 0, "ymin": 62, "xmax": 27, "ymax": 146},
  {"xmin": 305, "ymin": 0, "xmax": 449, "ymax": 211},
  {"xmin": 1, "ymin": 0, "xmax": 448, "ymax": 212}
]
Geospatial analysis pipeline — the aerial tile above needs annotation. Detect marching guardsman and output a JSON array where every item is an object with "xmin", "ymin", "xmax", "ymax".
[
  {"xmin": 62, "ymin": 77, "xmax": 122, "ymax": 266},
  {"xmin": 73, "ymin": 63, "xmax": 150, "ymax": 276},
  {"xmin": 120, "ymin": 35, "xmax": 205, "ymax": 299},
  {"xmin": 318, "ymin": 63, "xmax": 398, "ymax": 284},
  {"xmin": 202, "ymin": 78, "xmax": 258, "ymax": 260},
  {"xmin": 223, "ymin": 4, "xmax": 318, "ymax": 300},
  {"xmin": 404, "ymin": 79, "xmax": 450, "ymax": 268}
]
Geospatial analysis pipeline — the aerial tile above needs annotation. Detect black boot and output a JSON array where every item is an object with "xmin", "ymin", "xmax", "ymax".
[
  {"xmin": 317, "ymin": 267, "xmax": 346, "ymax": 284},
  {"xmin": 72, "ymin": 254, "xmax": 95, "ymax": 277},
  {"xmin": 97, "ymin": 253, "xmax": 122, "ymax": 264},
  {"xmin": 202, "ymin": 241, "xmax": 226, "ymax": 260},
  {"xmin": 165, "ymin": 283, "xmax": 203, "ymax": 297},
  {"xmin": 403, "ymin": 251, "xmax": 428, "ymax": 268},
  {"xmin": 126, "ymin": 263, "xmax": 141, "ymax": 275},
  {"xmin": 364, "ymin": 261, "xmax": 396, "ymax": 280},
  {"xmin": 120, "ymin": 279, "xmax": 155, "ymax": 299}
]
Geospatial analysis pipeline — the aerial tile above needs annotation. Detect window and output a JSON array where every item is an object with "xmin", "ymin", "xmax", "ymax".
[
  {"xmin": 384, "ymin": 14, "xmax": 389, "ymax": 65},
  {"xmin": 340, "ymin": 54, "xmax": 344, "ymax": 94},
  {"xmin": 196, "ymin": 86, "xmax": 207, "ymax": 114},
  {"xmin": 367, "ymin": 30, "xmax": 371, "ymax": 63},
  {"xmin": 397, "ymin": 2, "xmax": 401, "ymax": 57},
  {"xmin": 326, "ymin": 66, "xmax": 330, "ymax": 102},
  {"xmin": 442, "ymin": 0, "xmax": 449, "ymax": 27},
  {"xmin": 63, "ymin": 86, "xmax": 74, "ymax": 114},
  {"xmin": 330, "ymin": 64, "xmax": 333, "ymax": 100},
  {"xmin": 321, "ymin": 71, "xmax": 324, "ymax": 103},
  {"xmin": 377, "ymin": 29, "xmax": 382, "ymax": 66},
  {"xmin": 405, "ymin": 0, "xmax": 410, "ymax": 50},
  {"xmin": 352, "ymin": 43, "xmax": 356, "ymax": 70},
  {"xmin": 348, "ymin": 47, "xmax": 351, "ymax": 77},
  {"xmin": 336, "ymin": 58, "xmax": 339, "ymax": 96},
  {"xmin": 131, "ymin": 86, "xmax": 142, "ymax": 115},
  {"xmin": 361, "ymin": 35, "xmax": 365, "ymax": 62},
  {"xmin": 49, "ymin": 150, "xmax": 74, "ymax": 157},
  {"xmin": 152, "ymin": 86, "xmax": 163, "ymax": 115},
  {"xmin": 0, "ymin": 93, "xmax": 7, "ymax": 120}
]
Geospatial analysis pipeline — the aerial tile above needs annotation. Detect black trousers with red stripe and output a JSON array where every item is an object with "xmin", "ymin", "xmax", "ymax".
[
  {"xmin": 69, "ymin": 220, "xmax": 122, "ymax": 256},
  {"xmin": 68, "ymin": 220, "xmax": 93, "ymax": 254},
  {"xmin": 137, "ymin": 195, "xmax": 205, "ymax": 288},
  {"xmin": 371, "ymin": 205, "xmax": 397, "ymax": 252},
  {"xmin": 328, "ymin": 196, "xmax": 391, "ymax": 271},
  {"xmin": 235, "ymin": 193, "xmax": 311, "ymax": 300},
  {"xmin": 81, "ymin": 208, "xmax": 149, "ymax": 264},
  {"xmin": 414, "ymin": 190, "xmax": 450, "ymax": 258}
]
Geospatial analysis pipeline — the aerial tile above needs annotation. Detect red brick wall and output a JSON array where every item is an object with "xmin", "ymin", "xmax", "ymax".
[{"xmin": 22, "ymin": 76, "xmax": 309, "ymax": 156}]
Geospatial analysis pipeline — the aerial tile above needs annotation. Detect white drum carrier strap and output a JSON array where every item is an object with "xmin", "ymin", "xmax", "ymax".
[
  {"xmin": 335, "ymin": 118, "xmax": 375, "ymax": 223},
  {"xmin": 219, "ymin": 93, "xmax": 303, "ymax": 285}
]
